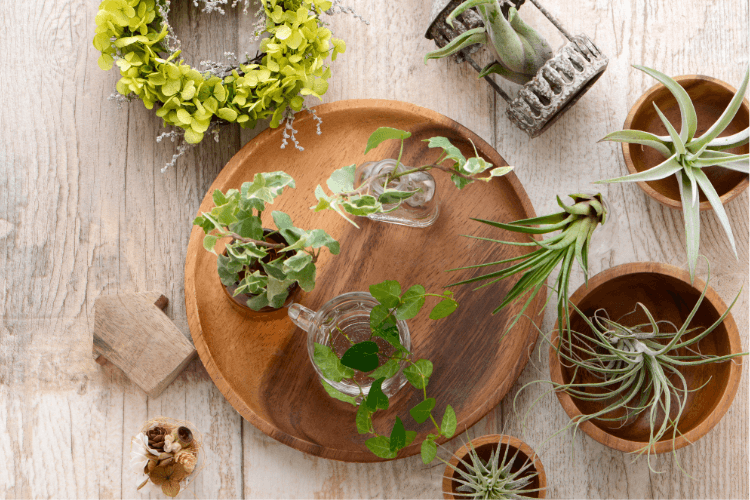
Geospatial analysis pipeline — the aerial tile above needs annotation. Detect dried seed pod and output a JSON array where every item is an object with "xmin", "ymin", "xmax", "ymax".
[{"xmin": 177, "ymin": 426, "xmax": 194, "ymax": 447}]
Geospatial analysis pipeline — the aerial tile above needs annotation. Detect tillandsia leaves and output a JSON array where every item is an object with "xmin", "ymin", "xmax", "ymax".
[
  {"xmin": 312, "ymin": 127, "xmax": 513, "ymax": 226},
  {"xmin": 94, "ymin": 0, "xmax": 345, "ymax": 143},
  {"xmin": 424, "ymin": 0, "xmax": 553, "ymax": 85},
  {"xmin": 444, "ymin": 435, "xmax": 543, "ymax": 499},
  {"xmin": 193, "ymin": 171, "xmax": 339, "ymax": 311},
  {"xmin": 312, "ymin": 279, "xmax": 459, "ymax": 461},
  {"xmin": 517, "ymin": 266, "xmax": 746, "ymax": 474},
  {"xmin": 448, "ymin": 193, "xmax": 608, "ymax": 339},
  {"xmin": 598, "ymin": 66, "xmax": 749, "ymax": 281}
]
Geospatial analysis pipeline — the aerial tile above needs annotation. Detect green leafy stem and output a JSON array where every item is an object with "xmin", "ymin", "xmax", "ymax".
[
  {"xmin": 312, "ymin": 127, "xmax": 514, "ymax": 227},
  {"xmin": 313, "ymin": 279, "xmax": 460, "ymax": 461}
]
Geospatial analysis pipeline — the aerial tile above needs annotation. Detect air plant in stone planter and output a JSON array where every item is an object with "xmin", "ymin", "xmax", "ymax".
[
  {"xmin": 424, "ymin": 0, "xmax": 608, "ymax": 137},
  {"xmin": 288, "ymin": 279, "xmax": 460, "ymax": 460},
  {"xmin": 312, "ymin": 127, "xmax": 513, "ymax": 227},
  {"xmin": 597, "ymin": 66, "xmax": 749, "ymax": 281},
  {"xmin": 193, "ymin": 171, "xmax": 339, "ymax": 313},
  {"xmin": 442, "ymin": 434, "xmax": 546, "ymax": 499},
  {"xmin": 448, "ymin": 193, "xmax": 610, "ymax": 339}
]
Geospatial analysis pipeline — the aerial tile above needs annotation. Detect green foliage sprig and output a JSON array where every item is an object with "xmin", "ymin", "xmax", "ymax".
[
  {"xmin": 597, "ymin": 66, "xmax": 749, "ymax": 281},
  {"xmin": 94, "ymin": 0, "xmax": 345, "ymax": 144},
  {"xmin": 424, "ymin": 0, "xmax": 553, "ymax": 85},
  {"xmin": 444, "ymin": 434, "xmax": 543, "ymax": 499},
  {"xmin": 449, "ymin": 193, "xmax": 608, "ymax": 339},
  {"xmin": 314, "ymin": 279, "xmax": 460, "ymax": 461},
  {"xmin": 516, "ymin": 268, "xmax": 746, "ymax": 474},
  {"xmin": 193, "ymin": 171, "xmax": 339, "ymax": 310},
  {"xmin": 312, "ymin": 127, "xmax": 513, "ymax": 226}
]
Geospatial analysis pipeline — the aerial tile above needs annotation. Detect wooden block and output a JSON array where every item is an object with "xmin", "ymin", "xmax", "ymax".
[{"xmin": 93, "ymin": 292, "xmax": 196, "ymax": 398}]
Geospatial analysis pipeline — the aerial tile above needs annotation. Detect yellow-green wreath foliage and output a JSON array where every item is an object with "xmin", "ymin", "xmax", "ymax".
[{"xmin": 94, "ymin": 0, "xmax": 345, "ymax": 144}]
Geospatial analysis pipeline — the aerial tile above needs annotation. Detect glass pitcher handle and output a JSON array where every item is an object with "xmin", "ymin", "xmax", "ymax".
[{"xmin": 288, "ymin": 303, "xmax": 315, "ymax": 332}]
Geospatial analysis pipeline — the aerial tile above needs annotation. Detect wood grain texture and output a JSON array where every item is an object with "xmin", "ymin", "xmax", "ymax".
[
  {"xmin": 549, "ymin": 262, "xmax": 743, "ymax": 454},
  {"xmin": 185, "ymin": 100, "xmax": 545, "ymax": 462},
  {"xmin": 93, "ymin": 292, "xmax": 196, "ymax": 397},
  {"xmin": 0, "ymin": 0, "xmax": 746, "ymax": 498}
]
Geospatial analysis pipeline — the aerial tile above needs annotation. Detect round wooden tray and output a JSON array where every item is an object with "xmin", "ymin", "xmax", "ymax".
[{"xmin": 185, "ymin": 99, "xmax": 545, "ymax": 462}]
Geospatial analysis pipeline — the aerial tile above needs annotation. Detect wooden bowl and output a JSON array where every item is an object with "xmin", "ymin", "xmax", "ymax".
[
  {"xmin": 549, "ymin": 262, "xmax": 743, "ymax": 453},
  {"xmin": 185, "ymin": 99, "xmax": 546, "ymax": 462},
  {"xmin": 621, "ymin": 75, "xmax": 749, "ymax": 210},
  {"xmin": 442, "ymin": 434, "xmax": 546, "ymax": 499}
]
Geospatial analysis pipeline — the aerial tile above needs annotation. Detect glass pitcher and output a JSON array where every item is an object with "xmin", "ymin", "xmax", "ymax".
[{"xmin": 288, "ymin": 292, "xmax": 410, "ymax": 402}]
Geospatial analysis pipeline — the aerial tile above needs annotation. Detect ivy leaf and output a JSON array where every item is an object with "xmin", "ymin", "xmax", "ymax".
[
  {"xmin": 396, "ymin": 285, "xmax": 425, "ymax": 320},
  {"xmin": 378, "ymin": 189, "xmax": 417, "ymax": 205},
  {"xmin": 440, "ymin": 405, "xmax": 457, "ymax": 438},
  {"xmin": 306, "ymin": 229, "xmax": 340, "ymax": 254},
  {"xmin": 365, "ymin": 436, "xmax": 396, "ymax": 459},
  {"xmin": 429, "ymin": 299, "xmax": 459, "ymax": 320},
  {"xmin": 203, "ymin": 234, "xmax": 218, "ymax": 254},
  {"xmin": 311, "ymin": 185, "xmax": 332, "ymax": 211},
  {"xmin": 193, "ymin": 214, "xmax": 215, "ymax": 233},
  {"xmin": 266, "ymin": 276, "xmax": 292, "ymax": 307},
  {"xmin": 421, "ymin": 436, "xmax": 437, "ymax": 464},
  {"xmin": 460, "ymin": 156, "xmax": 491, "ymax": 175},
  {"xmin": 313, "ymin": 343, "xmax": 354, "ymax": 382},
  {"xmin": 451, "ymin": 173, "xmax": 472, "ymax": 189},
  {"xmin": 404, "ymin": 430, "xmax": 417, "ymax": 448},
  {"xmin": 389, "ymin": 416, "xmax": 407, "ymax": 452},
  {"xmin": 369, "ymin": 280, "xmax": 402, "ymax": 309},
  {"xmin": 404, "ymin": 359, "xmax": 433, "ymax": 389},
  {"xmin": 371, "ymin": 323, "xmax": 405, "ymax": 352},
  {"xmin": 342, "ymin": 195, "xmax": 381, "ymax": 216},
  {"xmin": 326, "ymin": 164, "xmax": 356, "ymax": 193},
  {"xmin": 369, "ymin": 359, "xmax": 400, "ymax": 380},
  {"xmin": 320, "ymin": 380, "xmax": 357, "ymax": 406},
  {"xmin": 230, "ymin": 211, "xmax": 263, "ymax": 240},
  {"xmin": 217, "ymin": 254, "xmax": 243, "ymax": 286},
  {"xmin": 212, "ymin": 189, "xmax": 229, "ymax": 206},
  {"xmin": 246, "ymin": 292, "xmax": 269, "ymax": 311},
  {"xmin": 287, "ymin": 262, "xmax": 316, "ymax": 292},
  {"xmin": 365, "ymin": 377, "xmax": 389, "ymax": 411},
  {"xmin": 261, "ymin": 258, "xmax": 287, "ymax": 280},
  {"xmin": 370, "ymin": 304, "xmax": 391, "ymax": 329},
  {"xmin": 356, "ymin": 403, "xmax": 373, "ymax": 434},
  {"xmin": 283, "ymin": 251, "xmax": 312, "ymax": 273},
  {"xmin": 409, "ymin": 398, "xmax": 436, "ymax": 424},
  {"xmin": 425, "ymin": 136, "xmax": 465, "ymax": 164},
  {"xmin": 365, "ymin": 127, "xmax": 411, "ymax": 154},
  {"xmin": 340, "ymin": 341, "xmax": 380, "ymax": 372}
]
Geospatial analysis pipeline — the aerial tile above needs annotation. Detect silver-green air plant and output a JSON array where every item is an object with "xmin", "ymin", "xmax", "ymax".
[
  {"xmin": 517, "ymin": 268, "xmax": 746, "ymax": 474},
  {"xmin": 443, "ymin": 436, "xmax": 543, "ymax": 499},
  {"xmin": 448, "ymin": 193, "xmax": 608, "ymax": 338},
  {"xmin": 597, "ymin": 66, "xmax": 749, "ymax": 281},
  {"xmin": 424, "ymin": 0, "xmax": 553, "ymax": 85}
]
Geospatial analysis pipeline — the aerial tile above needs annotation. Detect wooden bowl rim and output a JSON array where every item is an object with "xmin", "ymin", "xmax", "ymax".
[
  {"xmin": 185, "ymin": 98, "xmax": 544, "ymax": 462},
  {"xmin": 621, "ymin": 74, "xmax": 749, "ymax": 211},
  {"xmin": 548, "ymin": 262, "xmax": 743, "ymax": 454},
  {"xmin": 442, "ymin": 434, "xmax": 547, "ymax": 499}
]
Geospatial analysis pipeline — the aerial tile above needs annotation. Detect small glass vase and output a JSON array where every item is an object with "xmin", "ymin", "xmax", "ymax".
[
  {"xmin": 288, "ymin": 292, "xmax": 410, "ymax": 403},
  {"xmin": 354, "ymin": 159, "xmax": 440, "ymax": 228}
]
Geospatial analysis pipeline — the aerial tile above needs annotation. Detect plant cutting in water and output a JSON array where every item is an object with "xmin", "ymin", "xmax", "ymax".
[
  {"xmin": 312, "ymin": 127, "xmax": 513, "ymax": 227},
  {"xmin": 313, "ymin": 279, "xmax": 460, "ymax": 461},
  {"xmin": 517, "ymin": 269, "xmax": 746, "ymax": 473},
  {"xmin": 424, "ymin": 0, "xmax": 553, "ymax": 85},
  {"xmin": 444, "ymin": 434, "xmax": 543, "ymax": 499},
  {"xmin": 193, "ymin": 171, "xmax": 339, "ymax": 311},
  {"xmin": 597, "ymin": 66, "xmax": 749, "ymax": 281},
  {"xmin": 448, "ymin": 193, "xmax": 608, "ymax": 338}
]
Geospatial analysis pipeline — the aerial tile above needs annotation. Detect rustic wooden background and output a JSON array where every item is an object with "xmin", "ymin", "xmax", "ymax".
[{"xmin": 0, "ymin": 0, "xmax": 747, "ymax": 498}]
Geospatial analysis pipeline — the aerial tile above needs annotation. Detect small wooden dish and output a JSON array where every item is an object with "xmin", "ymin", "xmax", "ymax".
[
  {"xmin": 442, "ymin": 434, "xmax": 546, "ymax": 499},
  {"xmin": 185, "ymin": 99, "xmax": 546, "ymax": 462},
  {"xmin": 549, "ymin": 262, "xmax": 743, "ymax": 453},
  {"xmin": 621, "ymin": 75, "xmax": 749, "ymax": 210}
]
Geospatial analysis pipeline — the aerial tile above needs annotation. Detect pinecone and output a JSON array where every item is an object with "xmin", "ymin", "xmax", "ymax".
[{"xmin": 147, "ymin": 426, "xmax": 167, "ymax": 451}]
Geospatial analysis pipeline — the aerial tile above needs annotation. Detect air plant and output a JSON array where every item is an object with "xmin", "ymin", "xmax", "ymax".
[
  {"xmin": 597, "ymin": 66, "xmax": 749, "ymax": 281},
  {"xmin": 443, "ymin": 435, "xmax": 543, "ymax": 499},
  {"xmin": 424, "ymin": 0, "xmax": 553, "ymax": 85},
  {"xmin": 518, "ymin": 268, "xmax": 746, "ymax": 473},
  {"xmin": 448, "ymin": 193, "xmax": 608, "ymax": 338}
]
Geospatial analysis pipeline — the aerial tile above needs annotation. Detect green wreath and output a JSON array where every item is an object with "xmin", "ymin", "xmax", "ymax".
[{"xmin": 93, "ymin": 0, "xmax": 346, "ymax": 144}]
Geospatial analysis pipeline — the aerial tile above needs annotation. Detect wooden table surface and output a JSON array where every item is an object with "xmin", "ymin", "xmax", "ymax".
[{"xmin": 0, "ymin": 0, "xmax": 747, "ymax": 498}]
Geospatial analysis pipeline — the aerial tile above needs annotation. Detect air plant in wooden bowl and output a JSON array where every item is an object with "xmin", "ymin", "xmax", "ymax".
[
  {"xmin": 448, "ymin": 193, "xmax": 610, "ymax": 338},
  {"xmin": 442, "ymin": 434, "xmax": 546, "ymax": 499},
  {"xmin": 597, "ymin": 66, "xmax": 749, "ymax": 280},
  {"xmin": 193, "ymin": 171, "xmax": 339, "ymax": 314},
  {"xmin": 424, "ymin": 0, "xmax": 608, "ymax": 137},
  {"xmin": 542, "ymin": 263, "xmax": 746, "ymax": 471}
]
